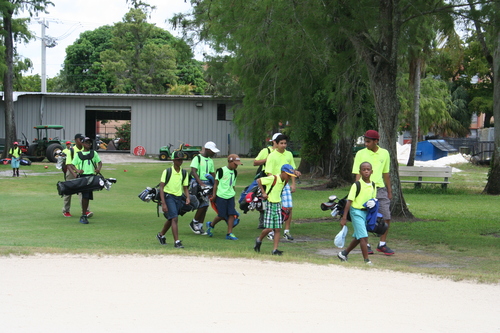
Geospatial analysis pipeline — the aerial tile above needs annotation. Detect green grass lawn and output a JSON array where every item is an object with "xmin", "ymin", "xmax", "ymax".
[{"xmin": 1, "ymin": 156, "xmax": 499, "ymax": 283}]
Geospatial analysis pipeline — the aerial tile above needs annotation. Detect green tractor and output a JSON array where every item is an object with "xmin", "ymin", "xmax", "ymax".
[{"xmin": 24, "ymin": 125, "xmax": 66, "ymax": 162}]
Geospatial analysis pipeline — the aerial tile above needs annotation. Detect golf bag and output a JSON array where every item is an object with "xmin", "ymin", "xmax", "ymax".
[
  {"xmin": 57, "ymin": 174, "xmax": 116, "ymax": 196},
  {"xmin": 239, "ymin": 180, "xmax": 260, "ymax": 213}
]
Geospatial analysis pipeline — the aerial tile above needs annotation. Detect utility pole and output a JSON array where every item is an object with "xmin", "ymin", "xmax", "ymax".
[{"xmin": 37, "ymin": 18, "xmax": 57, "ymax": 93}]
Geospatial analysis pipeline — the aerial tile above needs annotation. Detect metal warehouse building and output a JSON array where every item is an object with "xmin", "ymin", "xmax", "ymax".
[{"xmin": 0, "ymin": 92, "xmax": 251, "ymax": 156}]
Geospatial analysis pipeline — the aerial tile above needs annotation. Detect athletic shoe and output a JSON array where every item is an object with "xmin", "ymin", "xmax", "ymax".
[
  {"xmin": 226, "ymin": 233, "xmax": 238, "ymax": 240},
  {"xmin": 337, "ymin": 251, "xmax": 348, "ymax": 262},
  {"xmin": 283, "ymin": 231, "xmax": 294, "ymax": 240},
  {"xmin": 174, "ymin": 240, "xmax": 184, "ymax": 248},
  {"xmin": 206, "ymin": 221, "xmax": 214, "ymax": 237},
  {"xmin": 189, "ymin": 221, "xmax": 201, "ymax": 234},
  {"xmin": 79, "ymin": 215, "xmax": 89, "ymax": 224},
  {"xmin": 156, "ymin": 233, "xmax": 166, "ymax": 245},
  {"xmin": 364, "ymin": 259, "xmax": 373, "ymax": 265},
  {"xmin": 272, "ymin": 249, "xmax": 283, "ymax": 256},
  {"xmin": 267, "ymin": 231, "xmax": 274, "ymax": 240},
  {"xmin": 367, "ymin": 244, "xmax": 374, "ymax": 255},
  {"xmin": 86, "ymin": 211, "xmax": 93, "ymax": 218},
  {"xmin": 63, "ymin": 212, "xmax": 72, "ymax": 217},
  {"xmin": 254, "ymin": 238, "xmax": 262, "ymax": 252},
  {"xmin": 197, "ymin": 223, "xmax": 207, "ymax": 235},
  {"xmin": 377, "ymin": 244, "xmax": 395, "ymax": 255}
]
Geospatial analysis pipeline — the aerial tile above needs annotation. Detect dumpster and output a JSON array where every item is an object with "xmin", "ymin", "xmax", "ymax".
[{"xmin": 415, "ymin": 140, "xmax": 457, "ymax": 161}]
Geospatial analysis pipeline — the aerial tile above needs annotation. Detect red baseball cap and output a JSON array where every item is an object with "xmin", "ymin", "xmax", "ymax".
[
  {"xmin": 13, "ymin": 141, "xmax": 18, "ymax": 145},
  {"xmin": 364, "ymin": 130, "xmax": 380, "ymax": 140}
]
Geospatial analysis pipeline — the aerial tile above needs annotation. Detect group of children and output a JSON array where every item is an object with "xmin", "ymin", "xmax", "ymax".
[
  {"xmin": 156, "ymin": 131, "xmax": 388, "ymax": 263},
  {"xmin": 156, "ymin": 139, "xmax": 300, "ymax": 256}
]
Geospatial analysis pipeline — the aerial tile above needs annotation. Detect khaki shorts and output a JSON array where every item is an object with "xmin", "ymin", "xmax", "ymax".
[{"xmin": 376, "ymin": 187, "xmax": 391, "ymax": 220}]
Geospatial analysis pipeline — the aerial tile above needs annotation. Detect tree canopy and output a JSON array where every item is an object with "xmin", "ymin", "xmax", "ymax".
[{"xmin": 60, "ymin": 6, "xmax": 206, "ymax": 94}]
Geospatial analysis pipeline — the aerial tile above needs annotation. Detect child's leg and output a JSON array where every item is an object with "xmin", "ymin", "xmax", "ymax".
[
  {"xmin": 81, "ymin": 198, "xmax": 90, "ymax": 215},
  {"xmin": 211, "ymin": 216, "xmax": 223, "ymax": 227},
  {"xmin": 257, "ymin": 228, "xmax": 273, "ymax": 242},
  {"xmin": 226, "ymin": 214, "xmax": 235, "ymax": 234},
  {"xmin": 273, "ymin": 228, "xmax": 281, "ymax": 250},
  {"xmin": 359, "ymin": 237, "xmax": 369, "ymax": 260},
  {"xmin": 160, "ymin": 219, "xmax": 172, "ymax": 236},
  {"xmin": 344, "ymin": 238, "xmax": 360, "ymax": 255},
  {"xmin": 170, "ymin": 217, "xmax": 179, "ymax": 242}
]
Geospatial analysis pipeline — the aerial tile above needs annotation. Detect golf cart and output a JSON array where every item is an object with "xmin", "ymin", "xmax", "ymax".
[
  {"xmin": 159, "ymin": 143, "xmax": 202, "ymax": 161},
  {"xmin": 23, "ymin": 125, "xmax": 67, "ymax": 163}
]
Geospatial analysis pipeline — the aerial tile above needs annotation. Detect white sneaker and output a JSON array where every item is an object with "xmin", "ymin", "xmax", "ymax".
[{"xmin": 267, "ymin": 231, "xmax": 274, "ymax": 240}]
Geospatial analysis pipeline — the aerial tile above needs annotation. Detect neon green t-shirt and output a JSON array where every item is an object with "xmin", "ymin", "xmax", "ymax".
[
  {"xmin": 347, "ymin": 181, "xmax": 377, "ymax": 209},
  {"xmin": 70, "ymin": 151, "xmax": 101, "ymax": 175},
  {"xmin": 190, "ymin": 155, "xmax": 214, "ymax": 180},
  {"xmin": 161, "ymin": 166, "xmax": 188, "ymax": 197},
  {"xmin": 260, "ymin": 175, "xmax": 286, "ymax": 203},
  {"xmin": 352, "ymin": 147, "xmax": 390, "ymax": 188},
  {"xmin": 264, "ymin": 149, "xmax": 296, "ymax": 175},
  {"xmin": 215, "ymin": 166, "xmax": 236, "ymax": 199}
]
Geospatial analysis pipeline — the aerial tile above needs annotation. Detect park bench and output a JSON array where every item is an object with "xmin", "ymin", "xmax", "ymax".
[{"xmin": 398, "ymin": 166, "xmax": 453, "ymax": 189}]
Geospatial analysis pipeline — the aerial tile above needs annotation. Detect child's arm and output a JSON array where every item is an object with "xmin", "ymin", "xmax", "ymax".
[
  {"xmin": 183, "ymin": 185, "xmax": 190, "ymax": 205},
  {"xmin": 256, "ymin": 178, "xmax": 268, "ymax": 200},
  {"xmin": 211, "ymin": 179, "xmax": 219, "ymax": 201},
  {"xmin": 159, "ymin": 182, "xmax": 168, "ymax": 213},
  {"xmin": 340, "ymin": 200, "xmax": 352, "ymax": 227}
]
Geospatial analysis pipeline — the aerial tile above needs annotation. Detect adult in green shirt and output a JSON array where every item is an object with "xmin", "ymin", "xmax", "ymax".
[{"xmin": 352, "ymin": 130, "xmax": 394, "ymax": 255}]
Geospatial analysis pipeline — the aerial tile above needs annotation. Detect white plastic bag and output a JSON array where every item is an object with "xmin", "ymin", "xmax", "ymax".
[{"xmin": 334, "ymin": 225, "xmax": 348, "ymax": 248}]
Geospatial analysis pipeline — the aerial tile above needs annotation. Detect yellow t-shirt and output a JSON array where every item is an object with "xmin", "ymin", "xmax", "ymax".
[
  {"xmin": 352, "ymin": 147, "xmax": 390, "ymax": 188},
  {"xmin": 265, "ymin": 149, "xmax": 296, "ymax": 175},
  {"xmin": 161, "ymin": 167, "xmax": 188, "ymax": 197},
  {"xmin": 9, "ymin": 147, "xmax": 22, "ymax": 158},
  {"xmin": 260, "ymin": 175, "xmax": 286, "ymax": 203},
  {"xmin": 347, "ymin": 181, "xmax": 377, "ymax": 209},
  {"xmin": 65, "ymin": 146, "xmax": 84, "ymax": 165}
]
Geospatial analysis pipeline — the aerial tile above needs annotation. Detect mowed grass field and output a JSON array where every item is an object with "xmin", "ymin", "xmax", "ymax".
[{"xmin": 1, "ymin": 155, "xmax": 499, "ymax": 283}]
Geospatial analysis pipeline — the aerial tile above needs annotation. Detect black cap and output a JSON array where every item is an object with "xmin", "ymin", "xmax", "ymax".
[
  {"xmin": 75, "ymin": 133, "xmax": 85, "ymax": 140},
  {"xmin": 83, "ymin": 137, "xmax": 92, "ymax": 142}
]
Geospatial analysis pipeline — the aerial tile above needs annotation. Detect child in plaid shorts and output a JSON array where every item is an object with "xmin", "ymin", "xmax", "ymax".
[{"xmin": 253, "ymin": 164, "xmax": 297, "ymax": 255}]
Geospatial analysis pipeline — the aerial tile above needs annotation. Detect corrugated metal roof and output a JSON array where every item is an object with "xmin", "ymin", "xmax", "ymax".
[{"xmin": 4, "ymin": 91, "xmax": 234, "ymax": 102}]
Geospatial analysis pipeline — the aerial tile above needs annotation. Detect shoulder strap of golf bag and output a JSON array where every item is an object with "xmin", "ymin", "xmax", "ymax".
[
  {"xmin": 216, "ymin": 167, "xmax": 237, "ymax": 182},
  {"xmin": 77, "ymin": 150, "xmax": 95, "ymax": 161},
  {"xmin": 266, "ymin": 175, "xmax": 287, "ymax": 196}
]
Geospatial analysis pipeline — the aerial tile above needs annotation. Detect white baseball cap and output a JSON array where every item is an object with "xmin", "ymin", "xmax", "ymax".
[
  {"xmin": 269, "ymin": 133, "xmax": 282, "ymax": 142},
  {"xmin": 204, "ymin": 141, "xmax": 220, "ymax": 153}
]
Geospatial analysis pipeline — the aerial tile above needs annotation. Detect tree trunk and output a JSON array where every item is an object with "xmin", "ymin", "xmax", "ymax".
[
  {"xmin": 483, "ymin": 30, "xmax": 500, "ymax": 194},
  {"xmin": 407, "ymin": 58, "xmax": 422, "ymax": 166},
  {"xmin": 348, "ymin": 0, "xmax": 413, "ymax": 218},
  {"xmin": 2, "ymin": 12, "xmax": 17, "ymax": 159}
]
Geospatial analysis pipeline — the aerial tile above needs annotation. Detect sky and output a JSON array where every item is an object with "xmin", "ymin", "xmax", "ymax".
[{"xmin": 16, "ymin": 0, "xmax": 200, "ymax": 78}]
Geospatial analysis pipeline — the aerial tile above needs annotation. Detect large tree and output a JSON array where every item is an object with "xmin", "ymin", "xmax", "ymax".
[
  {"xmin": 0, "ymin": 0, "xmax": 52, "ymax": 158},
  {"xmin": 60, "ymin": 5, "xmax": 205, "ymax": 94}
]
